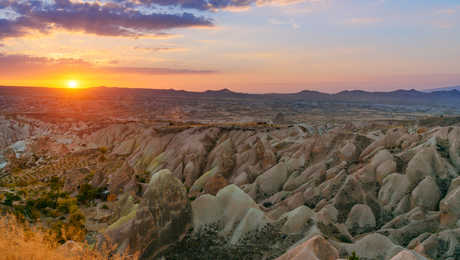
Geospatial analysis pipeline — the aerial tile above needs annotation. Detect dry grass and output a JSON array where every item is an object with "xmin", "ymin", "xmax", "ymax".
[{"xmin": 0, "ymin": 215, "xmax": 137, "ymax": 260}]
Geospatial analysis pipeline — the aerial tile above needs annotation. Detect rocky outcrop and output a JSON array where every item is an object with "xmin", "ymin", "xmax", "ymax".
[
  {"xmin": 276, "ymin": 235, "xmax": 339, "ymax": 260},
  {"xmin": 345, "ymin": 204, "xmax": 376, "ymax": 235},
  {"xmin": 104, "ymin": 169, "xmax": 191, "ymax": 259},
  {"xmin": 191, "ymin": 184, "xmax": 267, "ymax": 242},
  {"xmin": 3, "ymin": 115, "xmax": 460, "ymax": 260}
]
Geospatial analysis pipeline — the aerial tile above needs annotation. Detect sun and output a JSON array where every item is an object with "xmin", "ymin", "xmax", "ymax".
[{"xmin": 67, "ymin": 80, "xmax": 79, "ymax": 88}]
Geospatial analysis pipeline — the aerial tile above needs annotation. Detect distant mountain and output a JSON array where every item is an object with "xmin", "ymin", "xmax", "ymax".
[
  {"xmin": 422, "ymin": 86, "xmax": 460, "ymax": 92},
  {"xmin": 1, "ymin": 85, "xmax": 460, "ymax": 107}
]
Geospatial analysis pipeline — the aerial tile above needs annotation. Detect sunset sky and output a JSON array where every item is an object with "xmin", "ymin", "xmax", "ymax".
[{"xmin": 0, "ymin": 0, "xmax": 459, "ymax": 93}]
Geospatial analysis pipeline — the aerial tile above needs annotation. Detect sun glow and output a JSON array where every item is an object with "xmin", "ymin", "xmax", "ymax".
[{"xmin": 67, "ymin": 80, "xmax": 79, "ymax": 88}]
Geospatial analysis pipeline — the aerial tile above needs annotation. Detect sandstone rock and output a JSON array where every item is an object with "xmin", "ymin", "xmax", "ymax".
[
  {"xmin": 390, "ymin": 250, "xmax": 428, "ymax": 260},
  {"xmin": 203, "ymin": 173, "xmax": 229, "ymax": 196},
  {"xmin": 414, "ymin": 229, "xmax": 460, "ymax": 259},
  {"xmin": 104, "ymin": 169, "xmax": 191, "ymax": 258},
  {"xmin": 230, "ymin": 207, "xmax": 269, "ymax": 244},
  {"xmin": 113, "ymin": 138, "xmax": 136, "ymax": 155},
  {"xmin": 280, "ymin": 205, "xmax": 315, "ymax": 234},
  {"xmin": 375, "ymin": 159, "xmax": 396, "ymax": 184},
  {"xmin": 255, "ymin": 162, "xmax": 288, "ymax": 198},
  {"xmin": 380, "ymin": 207, "xmax": 440, "ymax": 247},
  {"xmin": 440, "ymin": 185, "xmax": 460, "ymax": 227},
  {"xmin": 333, "ymin": 175, "xmax": 366, "ymax": 222},
  {"xmin": 189, "ymin": 167, "xmax": 219, "ymax": 197},
  {"xmin": 448, "ymin": 127, "xmax": 460, "ymax": 169},
  {"xmin": 345, "ymin": 204, "xmax": 376, "ymax": 235},
  {"xmin": 340, "ymin": 142, "xmax": 358, "ymax": 162},
  {"xmin": 410, "ymin": 176, "xmax": 440, "ymax": 211},
  {"xmin": 316, "ymin": 205, "xmax": 353, "ymax": 242},
  {"xmin": 406, "ymin": 147, "xmax": 448, "ymax": 186},
  {"xmin": 206, "ymin": 138, "xmax": 235, "ymax": 178},
  {"xmin": 232, "ymin": 171, "xmax": 249, "ymax": 185},
  {"xmin": 276, "ymin": 235, "xmax": 339, "ymax": 260},
  {"xmin": 284, "ymin": 162, "xmax": 326, "ymax": 191},
  {"xmin": 338, "ymin": 233, "xmax": 404, "ymax": 260},
  {"xmin": 191, "ymin": 184, "xmax": 264, "ymax": 238},
  {"xmin": 379, "ymin": 173, "xmax": 411, "ymax": 214},
  {"xmin": 360, "ymin": 128, "xmax": 404, "ymax": 159}
]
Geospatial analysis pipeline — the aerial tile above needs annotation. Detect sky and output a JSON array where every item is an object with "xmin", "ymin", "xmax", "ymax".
[{"xmin": 0, "ymin": 0, "xmax": 459, "ymax": 93}]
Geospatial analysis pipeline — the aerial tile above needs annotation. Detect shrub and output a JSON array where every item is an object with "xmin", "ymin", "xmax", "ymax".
[
  {"xmin": 0, "ymin": 215, "xmax": 137, "ymax": 259},
  {"xmin": 98, "ymin": 146, "xmax": 108, "ymax": 154},
  {"xmin": 49, "ymin": 176, "xmax": 63, "ymax": 190},
  {"xmin": 77, "ymin": 184, "xmax": 106, "ymax": 205},
  {"xmin": 3, "ymin": 192, "xmax": 21, "ymax": 206},
  {"xmin": 347, "ymin": 252, "xmax": 360, "ymax": 260}
]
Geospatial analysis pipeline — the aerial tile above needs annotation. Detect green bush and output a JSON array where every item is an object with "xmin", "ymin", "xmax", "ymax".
[
  {"xmin": 3, "ymin": 193, "xmax": 21, "ymax": 206},
  {"xmin": 347, "ymin": 252, "xmax": 360, "ymax": 260},
  {"xmin": 77, "ymin": 184, "xmax": 106, "ymax": 205}
]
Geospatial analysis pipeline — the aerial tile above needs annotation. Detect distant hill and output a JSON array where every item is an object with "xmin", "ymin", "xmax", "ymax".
[
  {"xmin": 422, "ymin": 86, "xmax": 460, "ymax": 92},
  {"xmin": 1, "ymin": 85, "xmax": 460, "ymax": 107}
]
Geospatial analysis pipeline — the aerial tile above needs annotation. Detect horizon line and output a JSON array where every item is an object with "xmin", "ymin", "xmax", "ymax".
[{"xmin": 1, "ymin": 84, "xmax": 459, "ymax": 95}]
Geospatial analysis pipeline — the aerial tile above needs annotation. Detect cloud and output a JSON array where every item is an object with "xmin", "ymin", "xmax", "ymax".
[
  {"xmin": 102, "ymin": 66, "xmax": 216, "ymax": 74},
  {"xmin": 0, "ymin": 0, "xmax": 314, "ymax": 40},
  {"xmin": 126, "ymin": 0, "xmax": 309, "ymax": 11},
  {"xmin": 269, "ymin": 18, "xmax": 299, "ymax": 29},
  {"xmin": 0, "ymin": 0, "xmax": 213, "ymax": 39},
  {"xmin": 0, "ymin": 52, "xmax": 216, "ymax": 75},
  {"xmin": 133, "ymin": 46, "xmax": 189, "ymax": 52},
  {"xmin": 345, "ymin": 17, "xmax": 382, "ymax": 25}
]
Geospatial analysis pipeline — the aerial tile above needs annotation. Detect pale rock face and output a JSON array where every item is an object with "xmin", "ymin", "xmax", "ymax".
[
  {"xmin": 143, "ymin": 127, "xmax": 222, "ymax": 187},
  {"xmin": 319, "ymin": 170, "xmax": 347, "ymax": 201},
  {"xmin": 406, "ymin": 147, "xmax": 448, "ymax": 186},
  {"xmin": 413, "ymin": 229, "xmax": 460, "ymax": 259},
  {"xmin": 447, "ymin": 176, "xmax": 460, "ymax": 194},
  {"xmin": 230, "ymin": 207, "xmax": 269, "ymax": 244},
  {"xmin": 390, "ymin": 250, "xmax": 429, "ymax": 260},
  {"xmin": 379, "ymin": 207, "xmax": 440, "ymax": 246},
  {"xmin": 275, "ymin": 235, "xmax": 339, "ymax": 260},
  {"xmin": 128, "ymin": 134, "xmax": 174, "ymax": 173},
  {"xmin": 379, "ymin": 173, "xmax": 411, "ymax": 213},
  {"xmin": 360, "ymin": 128, "xmax": 403, "ymax": 160},
  {"xmin": 440, "ymin": 185, "xmax": 460, "ymax": 227},
  {"xmin": 337, "ymin": 233, "xmax": 404, "ymax": 260},
  {"xmin": 112, "ymin": 138, "xmax": 136, "ymax": 155},
  {"xmin": 6, "ymin": 115, "xmax": 460, "ymax": 259},
  {"xmin": 371, "ymin": 149, "xmax": 394, "ymax": 167},
  {"xmin": 448, "ymin": 127, "xmax": 460, "ymax": 169},
  {"xmin": 340, "ymin": 142, "xmax": 358, "ymax": 162},
  {"xmin": 232, "ymin": 171, "xmax": 249, "ymax": 186},
  {"xmin": 375, "ymin": 159, "xmax": 397, "ymax": 184},
  {"xmin": 86, "ymin": 124, "xmax": 135, "ymax": 149},
  {"xmin": 410, "ymin": 176, "xmax": 441, "ymax": 211},
  {"xmin": 283, "ymin": 162, "xmax": 326, "ymax": 191},
  {"xmin": 104, "ymin": 169, "xmax": 191, "ymax": 258},
  {"xmin": 332, "ymin": 175, "xmax": 366, "ymax": 222},
  {"xmin": 357, "ymin": 149, "xmax": 395, "ymax": 191},
  {"xmin": 345, "ymin": 204, "xmax": 376, "ymax": 235},
  {"xmin": 206, "ymin": 138, "xmax": 235, "ymax": 178},
  {"xmin": 279, "ymin": 205, "xmax": 315, "ymax": 234},
  {"xmin": 189, "ymin": 167, "xmax": 219, "ymax": 197},
  {"xmin": 191, "ymin": 184, "xmax": 266, "ymax": 241},
  {"xmin": 255, "ymin": 162, "xmax": 288, "ymax": 198}
]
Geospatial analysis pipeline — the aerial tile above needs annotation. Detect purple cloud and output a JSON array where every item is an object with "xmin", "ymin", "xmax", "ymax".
[
  {"xmin": 0, "ymin": 53, "xmax": 216, "ymax": 75},
  {"xmin": 0, "ymin": 0, "xmax": 213, "ymax": 39},
  {"xmin": 132, "ymin": 0, "xmax": 254, "ymax": 11}
]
